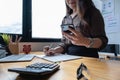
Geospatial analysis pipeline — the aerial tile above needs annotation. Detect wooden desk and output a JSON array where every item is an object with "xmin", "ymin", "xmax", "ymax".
[{"xmin": 0, "ymin": 52, "xmax": 120, "ymax": 80}]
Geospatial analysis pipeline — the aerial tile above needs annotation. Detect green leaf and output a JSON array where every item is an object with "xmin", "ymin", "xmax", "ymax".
[{"xmin": 0, "ymin": 34, "xmax": 10, "ymax": 45}]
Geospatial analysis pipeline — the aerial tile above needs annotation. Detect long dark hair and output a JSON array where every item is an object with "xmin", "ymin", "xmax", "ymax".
[{"xmin": 65, "ymin": 0, "xmax": 96, "ymax": 35}]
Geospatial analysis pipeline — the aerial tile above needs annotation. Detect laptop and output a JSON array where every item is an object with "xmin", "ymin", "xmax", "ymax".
[{"xmin": 0, "ymin": 54, "xmax": 35, "ymax": 63}]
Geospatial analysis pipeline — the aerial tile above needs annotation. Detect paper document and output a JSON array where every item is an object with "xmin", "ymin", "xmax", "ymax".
[{"xmin": 35, "ymin": 54, "xmax": 82, "ymax": 62}]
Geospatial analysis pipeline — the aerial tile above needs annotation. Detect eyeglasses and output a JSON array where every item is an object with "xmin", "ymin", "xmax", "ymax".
[{"xmin": 77, "ymin": 63, "xmax": 91, "ymax": 80}]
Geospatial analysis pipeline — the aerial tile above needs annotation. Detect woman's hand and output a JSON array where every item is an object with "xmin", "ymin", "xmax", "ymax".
[
  {"xmin": 43, "ymin": 46, "xmax": 56, "ymax": 56},
  {"xmin": 62, "ymin": 27, "xmax": 87, "ymax": 46},
  {"xmin": 43, "ymin": 46, "xmax": 64, "ymax": 56}
]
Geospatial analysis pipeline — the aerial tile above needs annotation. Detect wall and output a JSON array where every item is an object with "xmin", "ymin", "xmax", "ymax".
[
  {"xmin": 106, "ymin": 0, "xmax": 120, "ymax": 44},
  {"xmin": 93, "ymin": 0, "xmax": 120, "ymax": 54},
  {"xmin": 104, "ymin": 0, "xmax": 120, "ymax": 54},
  {"xmin": 18, "ymin": 42, "xmax": 61, "ymax": 53}
]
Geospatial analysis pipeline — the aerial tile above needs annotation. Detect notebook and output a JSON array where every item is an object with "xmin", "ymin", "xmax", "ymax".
[
  {"xmin": 36, "ymin": 54, "xmax": 82, "ymax": 62},
  {"xmin": 0, "ymin": 54, "xmax": 35, "ymax": 63}
]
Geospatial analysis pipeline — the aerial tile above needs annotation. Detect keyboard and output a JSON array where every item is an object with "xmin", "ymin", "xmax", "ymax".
[
  {"xmin": 0, "ymin": 54, "xmax": 35, "ymax": 63},
  {"xmin": 8, "ymin": 62, "xmax": 60, "ymax": 76}
]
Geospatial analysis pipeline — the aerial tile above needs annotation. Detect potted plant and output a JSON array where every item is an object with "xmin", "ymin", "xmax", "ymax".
[
  {"xmin": 0, "ymin": 34, "xmax": 10, "ymax": 46},
  {"xmin": 1, "ymin": 34, "xmax": 22, "ymax": 55},
  {"xmin": 0, "ymin": 34, "xmax": 11, "ymax": 55}
]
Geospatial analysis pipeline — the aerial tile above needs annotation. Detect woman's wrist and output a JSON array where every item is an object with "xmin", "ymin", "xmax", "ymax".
[
  {"xmin": 87, "ymin": 38, "xmax": 94, "ymax": 48},
  {"xmin": 83, "ymin": 37, "xmax": 94, "ymax": 48},
  {"xmin": 53, "ymin": 46, "xmax": 64, "ymax": 53}
]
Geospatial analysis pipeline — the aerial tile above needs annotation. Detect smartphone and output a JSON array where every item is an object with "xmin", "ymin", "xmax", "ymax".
[{"xmin": 61, "ymin": 24, "xmax": 74, "ymax": 33}]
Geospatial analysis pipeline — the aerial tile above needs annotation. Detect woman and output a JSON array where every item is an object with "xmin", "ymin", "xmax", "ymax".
[{"xmin": 43, "ymin": 0, "xmax": 108, "ymax": 58}]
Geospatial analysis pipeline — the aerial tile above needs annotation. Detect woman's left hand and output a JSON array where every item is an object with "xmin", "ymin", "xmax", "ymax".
[{"xmin": 62, "ymin": 27, "xmax": 86, "ymax": 46}]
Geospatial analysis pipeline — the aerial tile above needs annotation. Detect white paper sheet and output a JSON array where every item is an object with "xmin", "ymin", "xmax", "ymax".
[{"xmin": 35, "ymin": 54, "xmax": 82, "ymax": 62}]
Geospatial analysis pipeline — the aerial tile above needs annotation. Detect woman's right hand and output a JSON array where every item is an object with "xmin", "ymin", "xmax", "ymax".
[
  {"xmin": 43, "ymin": 45, "xmax": 64, "ymax": 56},
  {"xmin": 43, "ymin": 46, "xmax": 56, "ymax": 56}
]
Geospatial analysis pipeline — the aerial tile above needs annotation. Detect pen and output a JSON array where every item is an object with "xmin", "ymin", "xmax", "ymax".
[{"xmin": 49, "ymin": 44, "xmax": 54, "ymax": 48}]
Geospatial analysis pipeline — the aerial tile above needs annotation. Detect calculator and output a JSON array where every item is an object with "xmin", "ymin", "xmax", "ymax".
[{"xmin": 8, "ymin": 62, "xmax": 60, "ymax": 76}]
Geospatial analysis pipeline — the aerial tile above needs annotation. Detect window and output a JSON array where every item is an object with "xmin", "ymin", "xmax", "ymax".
[
  {"xmin": 0, "ymin": 0, "xmax": 66, "ymax": 42},
  {"xmin": 0, "ymin": 0, "xmax": 23, "ymax": 35},
  {"xmin": 32, "ymin": 0, "xmax": 66, "ymax": 39}
]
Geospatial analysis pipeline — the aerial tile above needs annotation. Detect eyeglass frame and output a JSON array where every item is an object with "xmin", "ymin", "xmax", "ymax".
[{"xmin": 77, "ymin": 63, "xmax": 88, "ymax": 80}]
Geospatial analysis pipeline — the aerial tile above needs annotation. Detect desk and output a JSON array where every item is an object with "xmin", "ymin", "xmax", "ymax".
[{"xmin": 0, "ymin": 52, "xmax": 120, "ymax": 80}]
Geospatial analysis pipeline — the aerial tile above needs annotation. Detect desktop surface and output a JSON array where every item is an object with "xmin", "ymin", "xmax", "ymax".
[{"xmin": 0, "ymin": 52, "xmax": 120, "ymax": 80}]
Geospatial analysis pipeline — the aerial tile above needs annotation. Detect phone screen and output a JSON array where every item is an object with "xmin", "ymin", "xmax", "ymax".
[{"xmin": 61, "ymin": 24, "xmax": 74, "ymax": 33}]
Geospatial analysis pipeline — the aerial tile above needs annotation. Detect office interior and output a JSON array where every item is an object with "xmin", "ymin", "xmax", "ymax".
[
  {"xmin": 0, "ymin": 0, "xmax": 120, "ymax": 80},
  {"xmin": 0, "ymin": 0, "xmax": 120, "ymax": 57}
]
